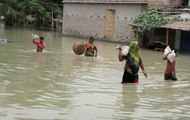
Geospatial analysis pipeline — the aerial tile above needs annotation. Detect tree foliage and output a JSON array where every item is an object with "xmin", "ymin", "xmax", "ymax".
[
  {"xmin": 0, "ymin": 3, "xmax": 3, "ymax": 12},
  {"xmin": 0, "ymin": 0, "xmax": 62, "ymax": 28},
  {"xmin": 132, "ymin": 7, "xmax": 168, "ymax": 31}
]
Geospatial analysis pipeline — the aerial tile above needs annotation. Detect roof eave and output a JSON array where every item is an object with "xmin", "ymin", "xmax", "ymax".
[
  {"xmin": 62, "ymin": 1, "xmax": 148, "ymax": 4},
  {"xmin": 130, "ymin": 22, "xmax": 190, "ymax": 31}
]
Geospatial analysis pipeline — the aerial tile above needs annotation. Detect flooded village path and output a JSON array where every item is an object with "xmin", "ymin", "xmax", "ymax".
[{"xmin": 0, "ymin": 28, "xmax": 190, "ymax": 120}]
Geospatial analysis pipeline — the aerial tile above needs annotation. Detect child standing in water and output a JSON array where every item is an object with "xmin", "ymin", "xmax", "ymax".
[
  {"xmin": 33, "ymin": 36, "xmax": 46, "ymax": 52},
  {"xmin": 84, "ymin": 36, "xmax": 97, "ymax": 57},
  {"xmin": 163, "ymin": 50, "xmax": 178, "ymax": 81}
]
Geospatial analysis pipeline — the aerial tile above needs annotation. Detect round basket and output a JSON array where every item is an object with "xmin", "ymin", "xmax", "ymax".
[{"xmin": 72, "ymin": 41, "xmax": 86, "ymax": 55}]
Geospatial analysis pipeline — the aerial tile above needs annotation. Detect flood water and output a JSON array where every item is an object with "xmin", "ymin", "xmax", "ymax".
[{"xmin": 0, "ymin": 27, "xmax": 190, "ymax": 120}]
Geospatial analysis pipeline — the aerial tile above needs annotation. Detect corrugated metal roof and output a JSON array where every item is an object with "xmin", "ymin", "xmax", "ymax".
[
  {"xmin": 130, "ymin": 21, "xmax": 190, "ymax": 31},
  {"xmin": 62, "ymin": 0, "xmax": 148, "ymax": 4},
  {"xmin": 161, "ymin": 21, "xmax": 190, "ymax": 31}
]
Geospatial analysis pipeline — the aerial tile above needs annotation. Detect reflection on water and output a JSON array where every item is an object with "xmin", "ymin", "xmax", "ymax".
[{"xmin": 0, "ymin": 28, "xmax": 190, "ymax": 120}]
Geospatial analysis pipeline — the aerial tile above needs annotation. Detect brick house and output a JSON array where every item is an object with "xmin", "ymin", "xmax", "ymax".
[
  {"xmin": 148, "ymin": 0, "xmax": 182, "ymax": 7},
  {"xmin": 62, "ymin": 0, "xmax": 148, "ymax": 42},
  {"xmin": 62, "ymin": 0, "xmax": 190, "ymax": 52},
  {"xmin": 128, "ymin": 0, "xmax": 190, "ymax": 52},
  {"xmin": 145, "ymin": 0, "xmax": 190, "ymax": 52}
]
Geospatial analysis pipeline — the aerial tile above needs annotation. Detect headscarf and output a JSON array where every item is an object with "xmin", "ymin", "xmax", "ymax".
[{"xmin": 128, "ymin": 41, "xmax": 140, "ymax": 65}]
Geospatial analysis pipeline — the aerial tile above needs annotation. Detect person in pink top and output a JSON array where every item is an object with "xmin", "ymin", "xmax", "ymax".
[{"xmin": 33, "ymin": 36, "xmax": 46, "ymax": 52}]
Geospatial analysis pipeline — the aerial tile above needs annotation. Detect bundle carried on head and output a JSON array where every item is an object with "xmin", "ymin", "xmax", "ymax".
[
  {"xmin": 73, "ymin": 41, "xmax": 86, "ymax": 55},
  {"xmin": 116, "ymin": 46, "xmax": 129, "ymax": 56},
  {"xmin": 32, "ymin": 34, "xmax": 39, "ymax": 39},
  {"xmin": 163, "ymin": 46, "xmax": 172, "ymax": 56},
  {"xmin": 163, "ymin": 46, "xmax": 176, "ymax": 63},
  {"xmin": 116, "ymin": 43, "xmax": 139, "ymax": 74}
]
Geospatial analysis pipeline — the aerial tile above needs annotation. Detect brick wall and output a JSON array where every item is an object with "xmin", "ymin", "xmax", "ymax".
[
  {"xmin": 62, "ymin": 0, "xmax": 148, "ymax": 4},
  {"xmin": 148, "ymin": 0, "xmax": 182, "ymax": 8},
  {"xmin": 62, "ymin": 3, "xmax": 146, "ymax": 42}
]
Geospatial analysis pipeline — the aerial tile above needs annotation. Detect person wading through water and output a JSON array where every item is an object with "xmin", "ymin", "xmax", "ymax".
[
  {"xmin": 118, "ymin": 41, "xmax": 147, "ymax": 83},
  {"xmin": 84, "ymin": 37, "xmax": 97, "ymax": 57},
  {"xmin": 163, "ymin": 49, "xmax": 178, "ymax": 81},
  {"xmin": 33, "ymin": 36, "xmax": 45, "ymax": 52}
]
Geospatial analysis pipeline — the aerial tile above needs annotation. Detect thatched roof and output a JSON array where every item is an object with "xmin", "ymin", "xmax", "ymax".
[{"xmin": 62, "ymin": 0, "xmax": 148, "ymax": 4}]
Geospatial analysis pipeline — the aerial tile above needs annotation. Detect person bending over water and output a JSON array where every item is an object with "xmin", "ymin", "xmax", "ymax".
[
  {"xmin": 163, "ymin": 50, "xmax": 178, "ymax": 81},
  {"xmin": 118, "ymin": 41, "xmax": 147, "ymax": 83},
  {"xmin": 33, "ymin": 36, "xmax": 46, "ymax": 52},
  {"xmin": 84, "ymin": 37, "xmax": 97, "ymax": 57}
]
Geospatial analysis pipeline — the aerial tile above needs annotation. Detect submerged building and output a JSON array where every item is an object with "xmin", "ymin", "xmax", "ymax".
[
  {"xmin": 62, "ymin": 0, "xmax": 190, "ymax": 52},
  {"xmin": 62, "ymin": 0, "xmax": 148, "ymax": 42},
  {"xmin": 145, "ymin": 0, "xmax": 190, "ymax": 52}
]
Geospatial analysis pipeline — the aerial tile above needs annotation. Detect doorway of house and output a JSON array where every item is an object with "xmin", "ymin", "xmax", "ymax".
[
  {"xmin": 180, "ymin": 31, "xmax": 190, "ymax": 52},
  {"xmin": 104, "ymin": 9, "xmax": 115, "ymax": 39}
]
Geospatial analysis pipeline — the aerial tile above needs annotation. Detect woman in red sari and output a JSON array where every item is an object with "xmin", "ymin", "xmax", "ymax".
[{"xmin": 84, "ymin": 37, "xmax": 97, "ymax": 57}]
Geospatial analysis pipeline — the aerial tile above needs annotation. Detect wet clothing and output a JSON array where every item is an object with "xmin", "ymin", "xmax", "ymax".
[
  {"xmin": 163, "ymin": 55, "xmax": 178, "ymax": 81},
  {"xmin": 33, "ymin": 40, "xmax": 45, "ymax": 52},
  {"xmin": 125, "ymin": 53, "xmax": 139, "ymax": 74},
  {"xmin": 164, "ymin": 74, "xmax": 177, "ymax": 81},
  {"xmin": 122, "ymin": 41, "xmax": 140, "ymax": 83},
  {"xmin": 122, "ymin": 69, "xmax": 139, "ymax": 83},
  {"xmin": 84, "ymin": 42, "xmax": 95, "ymax": 57}
]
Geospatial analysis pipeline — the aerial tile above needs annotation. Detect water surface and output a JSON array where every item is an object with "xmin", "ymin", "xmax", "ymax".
[{"xmin": 0, "ymin": 27, "xmax": 190, "ymax": 120}]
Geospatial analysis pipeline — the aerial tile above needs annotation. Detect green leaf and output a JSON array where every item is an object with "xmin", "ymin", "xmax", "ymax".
[{"xmin": 132, "ymin": 7, "xmax": 168, "ymax": 31}]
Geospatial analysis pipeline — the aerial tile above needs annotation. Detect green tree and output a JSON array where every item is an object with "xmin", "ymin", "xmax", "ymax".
[
  {"xmin": 131, "ymin": 7, "xmax": 169, "ymax": 46},
  {"xmin": 132, "ymin": 7, "xmax": 168, "ymax": 31},
  {"xmin": 0, "ymin": 3, "xmax": 3, "ymax": 14},
  {"xmin": 0, "ymin": 0, "xmax": 62, "ymax": 28}
]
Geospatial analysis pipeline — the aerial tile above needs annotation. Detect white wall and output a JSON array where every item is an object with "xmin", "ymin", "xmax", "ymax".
[{"xmin": 62, "ymin": 3, "xmax": 146, "ymax": 42}]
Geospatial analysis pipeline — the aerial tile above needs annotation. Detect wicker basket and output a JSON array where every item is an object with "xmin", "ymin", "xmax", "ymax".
[{"xmin": 72, "ymin": 41, "xmax": 86, "ymax": 55}]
